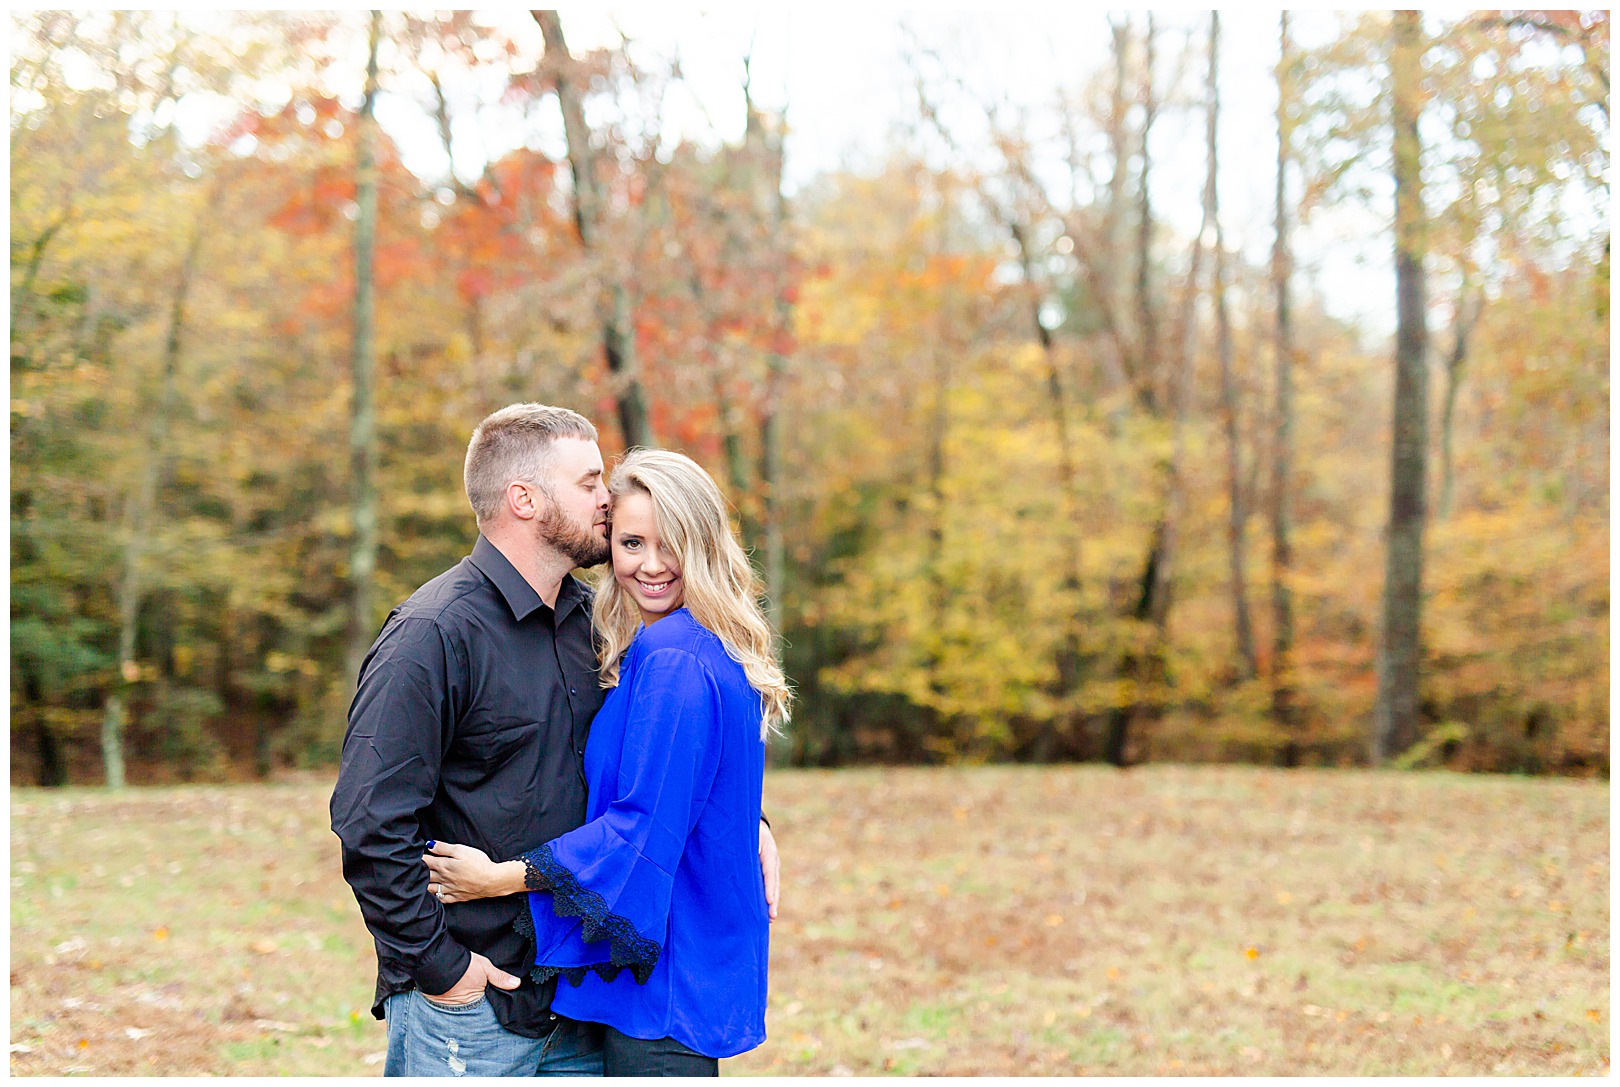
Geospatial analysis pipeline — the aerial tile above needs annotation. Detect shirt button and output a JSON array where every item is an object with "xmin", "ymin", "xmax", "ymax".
[
  {"xmin": 569, "ymin": 688, "xmax": 576, "ymax": 695},
  {"xmin": 549, "ymin": 1013, "xmax": 558, "ymax": 1021}
]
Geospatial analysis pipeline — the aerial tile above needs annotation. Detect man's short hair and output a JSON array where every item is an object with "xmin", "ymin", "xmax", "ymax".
[{"xmin": 464, "ymin": 403, "xmax": 598, "ymax": 525}]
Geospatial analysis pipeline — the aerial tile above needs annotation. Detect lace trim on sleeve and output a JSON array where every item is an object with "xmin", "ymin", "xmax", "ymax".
[
  {"xmin": 509, "ymin": 842, "xmax": 662, "ymax": 986},
  {"xmin": 512, "ymin": 896, "xmax": 534, "ymax": 945}
]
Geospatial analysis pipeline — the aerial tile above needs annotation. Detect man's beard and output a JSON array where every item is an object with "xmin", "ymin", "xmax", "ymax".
[{"xmin": 538, "ymin": 502, "xmax": 609, "ymax": 568}]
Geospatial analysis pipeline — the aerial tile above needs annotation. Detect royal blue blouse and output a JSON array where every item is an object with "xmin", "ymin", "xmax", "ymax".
[{"xmin": 516, "ymin": 608, "xmax": 769, "ymax": 1058}]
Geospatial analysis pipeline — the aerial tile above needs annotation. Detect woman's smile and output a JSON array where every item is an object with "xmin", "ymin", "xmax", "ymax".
[{"xmin": 611, "ymin": 491, "xmax": 685, "ymax": 624}]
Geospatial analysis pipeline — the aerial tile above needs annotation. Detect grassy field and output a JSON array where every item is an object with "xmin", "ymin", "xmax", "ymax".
[{"xmin": 9, "ymin": 765, "xmax": 1609, "ymax": 1076}]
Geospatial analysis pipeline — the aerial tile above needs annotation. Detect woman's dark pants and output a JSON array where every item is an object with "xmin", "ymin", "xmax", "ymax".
[{"xmin": 602, "ymin": 1025, "xmax": 718, "ymax": 1077}]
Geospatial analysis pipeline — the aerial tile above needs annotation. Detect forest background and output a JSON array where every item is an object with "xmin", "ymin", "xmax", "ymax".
[{"xmin": 9, "ymin": 9, "xmax": 1610, "ymax": 786}]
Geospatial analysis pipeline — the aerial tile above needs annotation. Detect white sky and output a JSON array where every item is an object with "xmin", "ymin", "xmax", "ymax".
[
  {"xmin": 141, "ymin": 7, "xmax": 1579, "ymax": 343},
  {"xmin": 369, "ymin": 7, "xmax": 1402, "ymax": 337}
]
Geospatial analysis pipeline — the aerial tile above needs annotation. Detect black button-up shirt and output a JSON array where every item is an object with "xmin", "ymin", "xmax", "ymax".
[{"xmin": 330, "ymin": 535, "xmax": 605, "ymax": 1037}]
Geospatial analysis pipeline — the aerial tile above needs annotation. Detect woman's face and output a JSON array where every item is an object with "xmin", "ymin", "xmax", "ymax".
[{"xmin": 611, "ymin": 491, "xmax": 684, "ymax": 625}]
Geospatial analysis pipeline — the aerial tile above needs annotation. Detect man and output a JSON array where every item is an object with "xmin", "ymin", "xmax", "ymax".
[{"xmin": 331, "ymin": 403, "xmax": 780, "ymax": 1076}]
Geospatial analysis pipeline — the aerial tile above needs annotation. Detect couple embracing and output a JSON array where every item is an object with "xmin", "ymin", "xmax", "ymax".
[{"xmin": 330, "ymin": 403, "xmax": 789, "ymax": 1076}]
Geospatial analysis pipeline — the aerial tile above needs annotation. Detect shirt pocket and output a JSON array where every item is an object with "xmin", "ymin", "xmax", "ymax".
[{"xmin": 453, "ymin": 716, "xmax": 534, "ymax": 769}]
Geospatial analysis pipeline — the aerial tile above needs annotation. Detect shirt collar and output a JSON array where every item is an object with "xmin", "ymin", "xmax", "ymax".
[
  {"xmin": 466, "ymin": 534, "xmax": 592, "ymax": 622},
  {"xmin": 469, "ymin": 535, "xmax": 589, "ymax": 623},
  {"xmin": 553, "ymin": 568, "xmax": 588, "ymax": 622}
]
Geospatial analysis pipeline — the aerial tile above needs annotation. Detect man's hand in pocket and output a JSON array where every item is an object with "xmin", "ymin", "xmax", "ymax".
[{"xmin": 423, "ymin": 952, "xmax": 521, "ymax": 1006}]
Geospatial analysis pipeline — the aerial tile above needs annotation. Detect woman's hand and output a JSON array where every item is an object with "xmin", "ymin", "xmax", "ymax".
[
  {"xmin": 423, "ymin": 841, "xmax": 527, "ymax": 903},
  {"xmin": 759, "ymin": 821, "xmax": 780, "ymax": 921}
]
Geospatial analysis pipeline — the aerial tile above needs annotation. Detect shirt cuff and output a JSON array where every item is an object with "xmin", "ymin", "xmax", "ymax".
[{"xmin": 411, "ymin": 929, "xmax": 472, "ymax": 997}]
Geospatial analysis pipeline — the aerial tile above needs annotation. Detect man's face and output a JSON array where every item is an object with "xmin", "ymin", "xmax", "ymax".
[{"xmin": 533, "ymin": 437, "xmax": 610, "ymax": 568}]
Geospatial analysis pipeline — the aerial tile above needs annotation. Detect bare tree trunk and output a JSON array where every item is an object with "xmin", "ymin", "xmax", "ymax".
[
  {"xmin": 428, "ymin": 70, "xmax": 480, "ymax": 202},
  {"xmin": 101, "ymin": 181, "xmax": 214, "ymax": 789},
  {"xmin": 684, "ymin": 262, "xmax": 752, "ymax": 547},
  {"xmin": 22, "ymin": 670, "xmax": 66, "ymax": 787},
  {"xmin": 925, "ymin": 182, "xmax": 954, "ymax": 706},
  {"xmin": 424, "ymin": 60, "xmax": 487, "ymax": 358},
  {"xmin": 12, "ymin": 211, "xmax": 70, "ymax": 352},
  {"xmin": 1271, "ymin": 12, "xmax": 1302, "ymax": 764},
  {"xmin": 534, "ymin": 9, "xmax": 656, "ymax": 450},
  {"xmin": 1104, "ymin": 16, "xmax": 1136, "ymax": 388},
  {"xmin": 1438, "ymin": 284, "xmax": 1480, "ymax": 520},
  {"xmin": 714, "ymin": 370, "xmax": 752, "ymax": 516},
  {"xmin": 1153, "ymin": 6, "xmax": 1211, "ymax": 632},
  {"xmin": 344, "ymin": 10, "xmax": 382, "ymax": 695},
  {"xmin": 925, "ymin": 340, "xmax": 952, "ymax": 648},
  {"xmin": 1373, "ymin": 9, "xmax": 1431, "ymax": 764},
  {"xmin": 1103, "ymin": 14, "xmax": 1168, "ymax": 769},
  {"xmin": 36, "ymin": 725, "xmax": 67, "ymax": 787},
  {"xmin": 1103, "ymin": 519, "xmax": 1167, "ymax": 767},
  {"xmin": 1133, "ymin": 11, "xmax": 1219, "ymax": 770},
  {"xmin": 905, "ymin": 164, "xmax": 963, "ymax": 760},
  {"xmin": 761, "ymin": 358, "xmax": 785, "ymax": 634},
  {"xmin": 104, "ymin": 501, "xmax": 140, "ymax": 789},
  {"xmin": 1134, "ymin": 14, "xmax": 1159, "ymax": 410},
  {"xmin": 758, "ymin": 108, "xmax": 791, "ymax": 638},
  {"xmin": 1209, "ymin": 13, "xmax": 1259, "ymax": 682},
  {"xmin": 1010, "ymin": 221, "xmax": 1085, "ymax": 712}
]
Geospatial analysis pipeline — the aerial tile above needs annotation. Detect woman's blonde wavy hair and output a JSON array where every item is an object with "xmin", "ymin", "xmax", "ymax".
[{"xmin": 593, "ymin": 449, "xmax": 791, "ymax": 739}]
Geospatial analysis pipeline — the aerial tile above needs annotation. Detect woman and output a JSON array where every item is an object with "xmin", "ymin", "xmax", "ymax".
[{"xmin": 423, "ymin": 448, "xmax": 790, "ymax": 1076}]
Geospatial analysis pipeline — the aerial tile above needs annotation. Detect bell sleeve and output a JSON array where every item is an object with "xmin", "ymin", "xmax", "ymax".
[{"xmin": 518, "ymin": 646, "xmax": 723, "ymax": 985}]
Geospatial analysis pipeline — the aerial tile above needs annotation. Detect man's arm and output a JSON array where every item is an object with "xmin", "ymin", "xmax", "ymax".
[{"xmin": 329, "ymin": 617, "xmax": 482, "ymax": 997}]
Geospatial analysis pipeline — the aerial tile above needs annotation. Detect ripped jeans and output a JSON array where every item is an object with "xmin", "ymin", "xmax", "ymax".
[{"xmin": 383, "ymin": 990, "xmax": 604, "ymax": 1077}]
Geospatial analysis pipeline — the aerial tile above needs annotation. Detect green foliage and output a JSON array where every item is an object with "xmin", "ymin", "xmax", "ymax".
[
  {"xmin": 9, "ymin": 591, "xmax": 111, "ymax": 699},
  {"xmin": 149, "ymin": 686, "xmax": 227, "ymax": 778}
]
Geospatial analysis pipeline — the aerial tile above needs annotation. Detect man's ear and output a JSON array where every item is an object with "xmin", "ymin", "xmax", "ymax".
[{"xmin": 506, "ymin": 480, "xmax": 539, "ymax": 522}]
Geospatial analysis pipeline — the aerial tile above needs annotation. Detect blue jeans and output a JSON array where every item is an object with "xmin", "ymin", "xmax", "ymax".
[{"xmin": 383, "ymin": 990, "xmax": 604, "ymax": 1077}]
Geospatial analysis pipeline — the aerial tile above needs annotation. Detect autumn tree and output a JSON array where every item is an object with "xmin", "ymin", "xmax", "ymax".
[
  {"xmin": 1270, "ymin": 13, "xmax": 1301, "ymax": 761},
  {"xmin": 344, "ymin": 10, "xmax": 382, "ymax": 693},
  {"xmin": 1205, "ymin": 14, "xmax": 1258, "ymax": 684},
  {"xmin": 1371, "ymin": 10, "xmax": 1430, "ymax": 764},
  {"xmin": 532, "ymin": 9, "xmax": 655, "ymax": 450}
]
